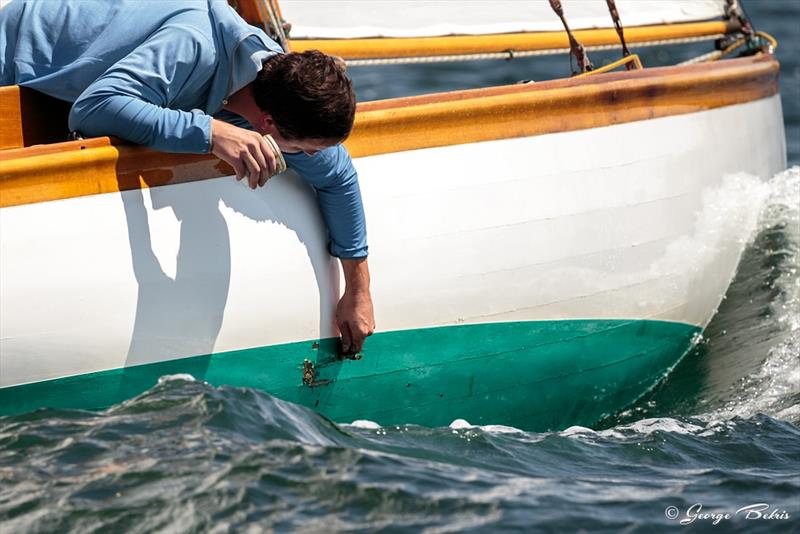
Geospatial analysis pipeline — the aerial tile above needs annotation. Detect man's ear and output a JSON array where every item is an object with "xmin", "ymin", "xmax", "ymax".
[{"xmin": 257, "ymin": 113, "xmax": 276, "ymax": 134}]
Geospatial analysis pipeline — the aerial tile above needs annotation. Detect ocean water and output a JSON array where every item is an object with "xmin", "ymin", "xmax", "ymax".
[{"xmin": 2, "ymin": 2, "xmax": 799, "ymax": 532}]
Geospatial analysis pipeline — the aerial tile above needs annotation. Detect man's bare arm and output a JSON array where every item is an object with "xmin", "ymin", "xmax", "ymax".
[{"xmin": 337, "ymin": 257, "xmax": 375, "ymax": 354}]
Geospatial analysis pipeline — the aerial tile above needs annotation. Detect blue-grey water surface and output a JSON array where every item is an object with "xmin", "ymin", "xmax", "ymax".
[{"xmin": 1, "ymin": 1, "xmax": 799, "ymax": 532}]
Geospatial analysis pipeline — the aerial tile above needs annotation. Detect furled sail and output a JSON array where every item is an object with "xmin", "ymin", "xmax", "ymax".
[
  {"xmin": 236, "ymin": 0, "xmax": 741, "ymax": 63},
  {"xmin": 279, "ymin": 0, "xmax": 730, "ymax": 39}
]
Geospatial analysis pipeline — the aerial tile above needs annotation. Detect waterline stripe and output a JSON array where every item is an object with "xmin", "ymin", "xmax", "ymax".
[{"xmin": 0, "ymin": 319, "xmax": 700, "ymax": 431}]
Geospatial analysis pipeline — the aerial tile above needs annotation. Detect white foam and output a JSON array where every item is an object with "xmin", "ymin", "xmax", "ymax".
[
  {"xmin": 157, "ymin": 373, "xmax": 197, "ymax": 384},
  {"xmin": 449, "ymin": 419, "xmax": 473, "ymax": 430},
  {"xmin": 447, "ymin": 419, "xmax": 524, "ymax": 433},
  {"xmin": 477, "ymin": 424, "xmax": 525, "ymax": 434},
  {"xmin": 651, "ymin": 172, "xmax": 770, "ymax": 279},
  {"xmin": 560, "ymin": 425, "xmax": 597, "ymax": 437},
  {"xmin": 700, "ymin": 167, "xmax": 800, "ymax": 423},
  {"xmin": 563, "ymin": 418, "xmax": 709, "ymax": 440},
  {"xmin": 347, "ymin": 420, "xmax": 382, "ymax": 430},
  {"xmin": 622, "ymin": 417, "xmax": 705, "ymax": 435}
]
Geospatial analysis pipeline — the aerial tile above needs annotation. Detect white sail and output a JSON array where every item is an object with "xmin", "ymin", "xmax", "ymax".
[{"xmin": 280, "ymin": 0, "xmax": 730, "ymax": 40}]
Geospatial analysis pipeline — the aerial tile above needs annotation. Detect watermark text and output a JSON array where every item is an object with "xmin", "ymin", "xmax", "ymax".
[{"xmin": 664, "ymin": 503, "xmax": 791, "ymax": 525}]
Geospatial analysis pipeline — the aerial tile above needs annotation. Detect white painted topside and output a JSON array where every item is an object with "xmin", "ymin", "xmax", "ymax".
[{"xmin": 0, "ymin": 95, "xmax": 787, "ymax": 387}]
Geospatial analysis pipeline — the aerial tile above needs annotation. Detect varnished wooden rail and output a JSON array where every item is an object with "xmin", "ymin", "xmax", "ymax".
[{"xmin": 0, "ymin": 56, "xmax": 779, "ymax": 208}]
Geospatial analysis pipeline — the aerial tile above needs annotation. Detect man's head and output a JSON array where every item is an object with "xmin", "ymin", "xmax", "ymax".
[{"xmin": 252, "ymin": 50, "xmax": 355, "ymax": 153}]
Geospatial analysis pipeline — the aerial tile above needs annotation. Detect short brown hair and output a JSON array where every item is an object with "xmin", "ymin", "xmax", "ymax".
[{"xmin": 253, "ymin": 50, "xmax": 356, "ymax": 141}]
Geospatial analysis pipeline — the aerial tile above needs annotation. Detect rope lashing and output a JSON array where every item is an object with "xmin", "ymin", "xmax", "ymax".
[
  {"xmin": 605, "ymin": 0, "xmax": 633, "ymax": 69},
  {"xmin": 679, "ymin": 31, "xmax": 778, "ymax": 65},
  {"xmin": 679, "ymin": 0, "xmax": 774, "ymax": 66},
  {"xmin": 723, "ymin": 0, "xmax": 775, "ymax": 57},
  {"xmin": 547, "ymin": 0, "xmax": 594, "ymax": 74}
]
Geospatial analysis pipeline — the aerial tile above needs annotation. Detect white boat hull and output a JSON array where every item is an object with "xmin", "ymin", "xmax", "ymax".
[{"xmin": 0, "ymin": 96, "xmax": 786, "ymax": 396}]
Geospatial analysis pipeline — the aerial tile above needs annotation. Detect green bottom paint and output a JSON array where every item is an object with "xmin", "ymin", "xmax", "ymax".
[{"xmin": 0, "ymin": 320, "xmax": 699, "ymax": 431}]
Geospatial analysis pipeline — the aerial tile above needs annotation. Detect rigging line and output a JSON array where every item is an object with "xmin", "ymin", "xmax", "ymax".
[
  {"xmin": 725, "ymin": 0, "xmax": 754, "ymax": 37},
  {"xmin": 258, "ymin": 0, "xmax": 289, "ymax": 51},
  {"xmin": 547, "ymin": 0, "xmax": 594, "ymax": 74},
  {"xmin": 343, "ymin": 35, "xmax": 724, "ymax": 67},
  {"xmin": 605, "ymin": 0, "xmax": 632, "ymax": 69},
  {"xmin": 268, "ymin": 0, "xmax": 290, "ymax": 49}
]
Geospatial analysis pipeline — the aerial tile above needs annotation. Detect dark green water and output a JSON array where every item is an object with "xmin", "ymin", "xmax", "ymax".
[
  {"xmin": 1, "ymin": 378, "xmax": 798, "ymax": 532},
  {"xmin": 2, "ymin": 1, "xmax": 799, "ymax": 532}
]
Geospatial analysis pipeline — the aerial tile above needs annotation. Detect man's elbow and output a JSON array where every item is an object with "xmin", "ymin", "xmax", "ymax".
[
  {"xmin": 67, "ymin": 99, "xmax": 111, "ymax": 140},
  {"xmin": 67, "ymin": 103, "xmax": 88, "ymax": 136},
  {"xmin": 68, "ymin": 96, "xmax": 149, "ymax": 145}
]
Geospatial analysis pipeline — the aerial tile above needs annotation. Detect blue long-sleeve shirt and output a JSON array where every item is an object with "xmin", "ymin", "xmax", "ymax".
[{"xmin": 0, "ymin": 0, "xmax": 367, "ymax": 258}]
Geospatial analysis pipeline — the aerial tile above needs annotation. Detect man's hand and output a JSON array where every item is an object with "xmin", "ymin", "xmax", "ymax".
[
  {"xmin": 337, "ymin": 258, "xmax": 375, "ymax": 355},
  {"xmin": 210, "ymin": 119, "xmax": 278, "ymax": 189}
]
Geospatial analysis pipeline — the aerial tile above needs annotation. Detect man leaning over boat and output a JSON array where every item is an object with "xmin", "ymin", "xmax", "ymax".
[{"xmin": 0, "ymin": 0, "xmax": 375, "ymax": 354}]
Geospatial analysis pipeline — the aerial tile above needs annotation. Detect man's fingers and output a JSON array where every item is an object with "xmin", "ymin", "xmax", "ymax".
[
  {"xmin": 241, "ymin": 152, "xmax": 260, "ymax": 189},
  {"xmin": 249, "ymin": 140, "xmax": 269, "ymax": 186},
  {"xmin": 340, "ymin": 322, "xmax": 353, "ymax": 354},
  {"xmin": 259, "ymin": 135, "xmax": 277, "ymax": 175},
  {"xmin": 211, "ymin": 121, "xmax": 277, "ymax": 187},
  {"xmin": 350, "ymin": 334, "xmax": 364, "ymax": 354},
  {"xmin": 254, "ymin": 136, "xmax": 277, "ymax": 187},
  {"xmin": 258, "ymin": 153, "xmax": 275, "ymax": 187},
  {"xmin": 344, "ymin": 323, "xmax": 373, "ymax": 355},
  {"xmin": 232, "ymin": 160, "xmax": 246, "ymax": 181},
  {"xmin": 256, "ymin": 135, "xmax": 276, "ymax": 186}
]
